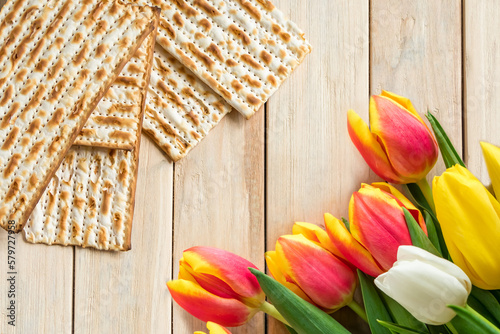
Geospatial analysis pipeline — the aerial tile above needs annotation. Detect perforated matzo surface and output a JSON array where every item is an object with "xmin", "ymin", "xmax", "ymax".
[
  {"xmin": 23, "ymin": 30, "xmax": 156, "ymax": 251},
  {"xmin": 129, "ymin": 0, "xmax": 311, "ymax": 118},
  {"xmin": 74, "ymin": 31, "xmax": 155, "ymax": 150},
  {"xmin": 0, "ymin": 0, "xmax": 158, "ymax": 232},
  {"xmin": 143, "ymin": 44, "xmax": 232, "ymax": 161}
]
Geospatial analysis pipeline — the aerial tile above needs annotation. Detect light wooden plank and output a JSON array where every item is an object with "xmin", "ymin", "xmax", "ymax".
[
  {"xmin": 0, "ymin": 238, "xmax": 73, "ymax": 333},
  {"xmin": 266, "ymin": 0, "xmax": 370, "ymax": 333},
  {"xmin": 172, "ymin": 109, "xmax": 265, "ymax": 334},
  {"xmin": 464, "ymin": 0, "xmax": 500, "ymax": 176},
  {"xmin": 73, "ymin": 136, "xmax": 173, "ymax": 334},
  {"xmin": 371, "ymin": 0, "xmax": 463, "ymax": 171},
  {"xmin": 0, "ymin": 2, "xmax": 72, "ymax": 333}
]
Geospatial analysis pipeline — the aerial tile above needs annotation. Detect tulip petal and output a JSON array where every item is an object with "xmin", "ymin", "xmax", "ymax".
[
  {"xmin": 207, "ymin": 322, "xmax": 232, "ymax": 334},
  {"xmin": 433, "ymin": 165, "xmax": 500, "ymax": 290},
  {"xmin": 350, "ymin": 186, "xmax": 413, "ymax": 270},
  {"xmin": 375, "ymin": 260, "xmax": 469, "ymax": 325},
  {"xmin": 183, "ymin": 247, "xmax": 264, "ymax": 302},
  {"xmin": 481, "ymin": 141, "xmax": 500, "ymax": 198},
  {"xmin": 292, "ymin": 222, "xmax": 346, "ymax": 260},
  {"xmin": 167, "ymin": 280, "xmax": 256, "ymax": 327},
  {"xmin": 324, "ymin": 213, "xmax": 384, "ymax": 277},
  {"xmin": 397, "ymin": 246, "xmax": 471, "ymax": 292},
  {"xmin": 347, "ymin": 109, "xmax": 402, "ymax": 183},
  {"xmin": 370, "ymin": 95, "xmax": 438, "ymax": 182},
  {"xmin": 379, "ymin": 91, "xmax": 424, "ymax": 125},
  {"xmin": 265, "ymin": 251, "xmax": 314, "ymax": 304},
  {"xmin": 370, "ymin": 182, "xmax": 427, "ymax": 233},
  {"xmin": 277, "ymin": 234, "xmax": 356, "ymax": 311}
]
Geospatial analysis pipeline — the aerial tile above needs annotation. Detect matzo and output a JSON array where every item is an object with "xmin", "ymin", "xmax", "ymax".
[
  {"xmin": 130, "ymin": 0, "xmax": 311, "ymax": 118},
  {"xmin": 0, "ymin": 0, "xmax": 158, "ymax": 233},
  {"xmin": 23, "ymin": 30, "xmax": 156, "ymax": 252},
  {"xmin": 143, "ymin": 44, "xmax": 232, "ymax": 161},
  {"xmin": 74, "ymin": 32, "xmax": 155, "ymax": 150}
]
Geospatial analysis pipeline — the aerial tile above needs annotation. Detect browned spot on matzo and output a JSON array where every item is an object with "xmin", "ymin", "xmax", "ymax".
[
  {"xmin": 229, "ymin": 24, "xmax": 251, "ymax": 46},
  {"xmin": 1, "ymin": 127, "xmax": 20, "ymax": 151}
]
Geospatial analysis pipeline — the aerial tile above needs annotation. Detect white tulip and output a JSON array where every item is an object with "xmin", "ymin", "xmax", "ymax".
[{"xmin": 375, "ymin": 245, "xmax": 472, "ymax": 325}]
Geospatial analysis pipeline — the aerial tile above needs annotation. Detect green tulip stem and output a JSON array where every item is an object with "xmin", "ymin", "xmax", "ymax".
[
  {"xmin": 445, "ymin": 322, "xmax": 459, "ymax": 334},
  {"xmin": 260, "ymin": 301, "xmax": 291, "ymax": 327},
  {"xmin": 416, "ymin": 178, "xmax": 436, "ymax": 213},
  {"xmin": 347, "ymin": 300, "xmax": 368, "ymax": 322}
]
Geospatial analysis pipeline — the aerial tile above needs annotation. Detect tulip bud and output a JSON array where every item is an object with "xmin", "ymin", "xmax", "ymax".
[
  {"xmin": 433, "ymin": 164, "xmax": 500, "ymax": 290},
  {"xmin": 348, "ymin": 91, "xmax": 438, "ymax": 184},
  {"xmin": 194, "ymin": 322, "xmax": 232, "ymax": 334},
  {"xmin": 266, "ymin": 234, "xmax": 357, "ymax": 313},
  {"xmin": 325, "ymin": 183, "xmax": 427, "ymax": 276},
  {"xmin": 167, "ymin": 247, "xmax": 265, "ymax": 327},
  {"xmin": 375, "ymin": 246, "xmax": 471, "ymax": 325}
]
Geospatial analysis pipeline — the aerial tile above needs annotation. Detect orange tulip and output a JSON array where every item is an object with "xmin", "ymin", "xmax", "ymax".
[
  {"xmin": 348, "ymin": 91, "xmax": 438, "ymax": 184},
  {"xmin": 325, "ymin": 183, "xmax": 427, "ymax": 276}
]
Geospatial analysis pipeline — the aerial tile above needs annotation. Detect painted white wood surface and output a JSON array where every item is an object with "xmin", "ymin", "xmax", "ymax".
[{"xmin": 0, "ymin": 0, "xmax": 498, "ymax": 333}]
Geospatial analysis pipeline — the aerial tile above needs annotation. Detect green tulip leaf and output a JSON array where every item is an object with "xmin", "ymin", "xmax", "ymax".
[
  {"xmin": 422, "ymin": 210, "xmax": 443, "ymax": 256},
  {"xmin": 249, "ymin": 268, "xmax": 351, "ymax": 334},
  {"xmin": 380, "ymin": 292, "xmax": 429, "ymax": 333},
  {"xmin": 358, "ymin": 270, "xmax": 393, "ymax": 334},
  {"xmin": 491, "ymin": 290, "xmax": 500, "ymax": 305},
  {"xmin": 286, "ymin": 325, "xmax": 299, "ymax": 334},
  {"xmin": 448, "ymin": 305, "xmax": 500, "ymax": 334},
  {"xmin": 377, "ymin": 320, "xmax": 429, "ymax": 334},
  {"xmin": 403, "ymin": 208, "xmax": 441, "ymax": 257},
  {"xmin": 405, "ymin": 183, "xmax": 435, "ymax": 214},
  {"xmin": 468, "ymin": 295, "xmax": 499, "ymax": 328},
  {"xmin": 427, "ymin": 324, "xmax": 452, "ymax": 334},
  {"xmin": 470, "ymin": 286, "xmax": 500, "ymax": 327},
  {"xmin": 425, "ymin": 112, "xmax": 465, "ymax": 169}
]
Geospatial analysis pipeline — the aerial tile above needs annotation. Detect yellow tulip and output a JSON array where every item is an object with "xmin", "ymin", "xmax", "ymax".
[
  {"xmin": 433, "ymin": 164, "xmax": 500, "ymax": 289},
  {"xmin": 481, "ymin": 141, "xmax": 500, "ymax": 197}
]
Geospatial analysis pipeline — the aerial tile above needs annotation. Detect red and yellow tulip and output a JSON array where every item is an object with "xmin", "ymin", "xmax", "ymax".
[
  {"xmin": 348, "ymin": 91, "xmax": 438, "ymax": 184},
  {"xmin": 325, "ymin": 183, "xmax": 427, "ymax": 277},
  {"xmin": 194, "ymin": 322, "xmax": 232, "ymax": 334},
  {"xmin": 167, "ymin": 247, "xmax": 265, "ymax": 327},
  {"xmin": 266, "ymin": 233, "xmax": 357, "ymax": 313},
  {"xmin": 292, "ymin": 222, "xmax": 346, "ymax": 260}
]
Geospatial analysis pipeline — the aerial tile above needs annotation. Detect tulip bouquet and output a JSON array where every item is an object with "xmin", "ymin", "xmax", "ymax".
[{"xmin": 167, "ymin": 91, "xmax": 500, "ymax": 334}]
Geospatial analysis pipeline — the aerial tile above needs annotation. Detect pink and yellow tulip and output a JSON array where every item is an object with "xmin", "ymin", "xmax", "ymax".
[
  {"xmin": 348, "ymin": 91, "xmax": 438, "ymax": 184},
  {"xmin": 325, "ymin": 183, "xmax": 427, "ymax": 277},
  {"xmin": 167, "ymin": 247, "xmax": 265, "ymax": 327},
  {"xmin": 266, "ymin": 234, "xmax": 357, "ymax": 313},
  {"xmin": 194, "ymin": 322, "xmax": 232, "ymax": 334},
  {"xmin": 292, "ymin": 222, "xmax": 346, "ymax": 260}
]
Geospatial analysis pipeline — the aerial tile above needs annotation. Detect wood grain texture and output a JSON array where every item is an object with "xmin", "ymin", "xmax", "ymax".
[
  {"xmin": 73, "ymin": 136, "xmax": 173, "ymax": 334},
  {"xmin": 2, "ymin": 0, "xmax": 500, "ymax": 333},
  {"xmin": 0, "ymin": 238, "xmax": 73, "ymax": 333},
  {"xmin": 371, "ymin": 0, "xmax": 463, "ymax": 172},
  {"xmin": 464, "ymin": 0, "xmax": 500, "ymax": 177},
  {"xmin": 172, "ymin": 108, "xmax": 265, "ymax": 333},
  {"xmin": 266, "ymin": 0, "xmax": 371, "ymax": 333}
]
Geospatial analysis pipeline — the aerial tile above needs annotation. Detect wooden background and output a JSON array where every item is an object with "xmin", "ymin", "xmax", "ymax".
[{"xmin": 0, "ymin": 0, "xmax": 499, "ymax": 333}]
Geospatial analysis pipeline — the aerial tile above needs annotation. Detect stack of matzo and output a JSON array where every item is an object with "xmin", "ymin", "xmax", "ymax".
[
  {"xmin": 24, "ymin": 32, "xmax": 156, "ymax": 251},
  {"xmin": 0, "ymin": 0, "xmax": 310, "ymax": 251}
]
